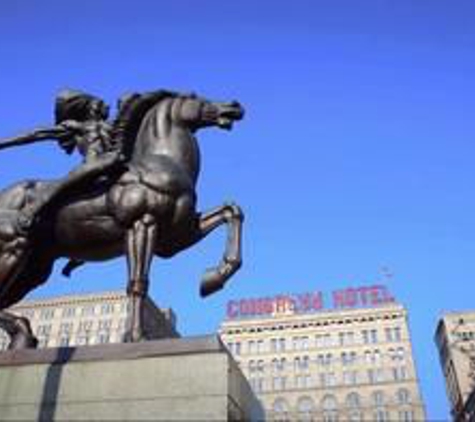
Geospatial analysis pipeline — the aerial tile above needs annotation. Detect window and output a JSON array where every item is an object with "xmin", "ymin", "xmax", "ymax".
[
  {"xmin": 297, "ymin": 396, "xmax": 315, "ymax": 420},
  {"xmin": 320, "ymin": 372, "xmax": 336, "ymax": 387},
  {"xmin": 81, "ymin": 305, "xmax": 95, "ymax": 317},
  {"xmin": 59, "ymin": 322, "xmax": 73, "ymax": 333},
  {"xmin": 100, "ymin": 303, "xmax": 114, "ymax": 315},
  {"xmin": 37, "ymin": 324, "xmax": 52, "ymax": 336},
  {"xmin": 316, "ymin": 333, "xmax": 333, "ymax": 347},
  {"xmin": 235, "ymin": 341, "xmax": 241, "ymax": 355},
  {"xmin": 365, "ymin": 349, "xmax": 381, "ymax": 365},
  {"xmin": 256, "ymin": 339, "xmax": 264, "ymax": 354},
  {"xmin": 273, "ymin": 398, "xmax": 289, "ymax": 415},
  {"xmin": 248, "ymin": 360, "xmax": 256, "ymax": 373},
  {"xmin": 342, "ymin": 351, "xmax": 357, "ymax": 365},
  {"xmin": 78, "ymin": 320, "xmax": 93, "ymax": 332},
  {"xmin": 120, "ymin": 301, "xmax": 131, "ymax": 313},
  {"xmin": 273, "ymin": 357, "xmax": 286, "ymax": 372},
  {"xmin": 372, "ymin": 391, "xmax": 385, "ymax": 406},
  {"xmin": 374, "ymin": 408, "xmax": 389, "ymax": 422},
  {"xmin": 38, "ymin": 336, "xmax": 50, "ymax": 347},
  {"xmin": 343, "ymin": 370, "xmax": 358, "ymax": 385},
  {"xmin": 385, "ymin": 327, "xmax": 393, "ymax": 342},
  {"xmin": 397, "ymin": 347, "xmax": 405, "ymax": 361},
  {"xmin": 279, "ymin": 337, "xmax": 286, "ymax": 352},
  {"xmin": 317, "ymin": 353, "xmax": 332, "ymax": 366},
  {"xmin": 392, "ymin": 366, "xmax": 407, "ymax": 381},
  {"xmin": 76, "ymin": 335, "xmax": 90, "ymax": 345},
  {"xmin": 368, "ymin": 368, "xmax": 384, "ymax": 383},
  {"xmin": 394, "ymin": 327, "xmax": 402, "ymax": 341},
  {"xmin": 339, "ymin": 331, "xmax": 355, "ymax": 346},
  {"xmin": 59, "ymin": 336, "xmax": 70, "ymax": 347},
  {"xmin": 62, "ymin": 307, "xmax": 76, "ymax": 318},
  {"xmin": 98, "ymin": 319, "xmax": 112, "ymax": 330},
  {"xmin": 250, "ymin": 377, "xmax": 264, "ymax": 393},
  {"xmin": 272, "ymin": 376, "xmax": 287, "ymax": 391},
  {"xmin": 293, "ymin": 336, "xmax": 300, "ymax": 350},
  {"xmin": 98, "ymin": 332, "xmax": 110, "ymax": 344},
  {"xmin": 295, "ymin": 374, "xmax": 311, "ymax": 389},
  {"xmin": 386, "ymin": 326, "xmax": 402, "ymax": 342},
  {"xmin": 322, "ymin": 395, "xmax": 338, "ymax": 422},
  {"xmin": 396, "ymin": 388, "xmax": 411, "ymax": 405},
  {"xmin": 248, "ymin": 340, "xmax": 255, "ymax": 354},
  {"xmin": 346, "ymin": 392, "xmax": 360, "ymax": 408},
  {"xmin": 40, "ymin": 308, "xmax": 55, "ymax": 320},
  {"xmin": 398, "ymin": 410, "xmax": 414, "ymax": 422},
  {"xmin": 294, "ymin": 355, "xmax": 309, "ymax": 372}
]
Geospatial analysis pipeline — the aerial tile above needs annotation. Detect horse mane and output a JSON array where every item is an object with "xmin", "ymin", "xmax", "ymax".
[{"xmin": 112, "ymin": 90, "xmax": 178, "ymax": 159}]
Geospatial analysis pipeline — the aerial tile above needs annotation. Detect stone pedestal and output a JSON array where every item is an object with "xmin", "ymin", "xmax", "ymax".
[{"xmin": 0, "ymin": 336, "xmax": 263, "ymax": 421}]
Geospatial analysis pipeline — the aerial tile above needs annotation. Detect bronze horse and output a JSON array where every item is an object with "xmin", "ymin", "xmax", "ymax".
[{"xmin": 0, "ymin": 91, "xmax": 244, "ymax": 349}]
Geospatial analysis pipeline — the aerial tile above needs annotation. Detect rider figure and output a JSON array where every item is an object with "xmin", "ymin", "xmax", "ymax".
[{"xmin": 0, "ymin": 89, "xmax": 124, "ymax": 233}]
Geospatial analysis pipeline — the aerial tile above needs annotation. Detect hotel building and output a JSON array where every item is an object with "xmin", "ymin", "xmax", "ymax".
[
  {"xmin": 219, "ymin": 285, "xmax": 426, "ymax": 421},
  {"xmin": 435, "ymin": 311, "xmax": 475, "ymax": 421},
  {"xmin": 0, "ymin": 291, "xmax": 179, "ymax": 350}
]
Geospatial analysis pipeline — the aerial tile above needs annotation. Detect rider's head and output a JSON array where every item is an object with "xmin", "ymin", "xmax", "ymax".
[
  {"xmin": 88, "ymin": 99, "xmax": 109, "ymax": 121},
  {"xmin": 55, "ymin": 89, "xmax": 109, "ymax": 124}
]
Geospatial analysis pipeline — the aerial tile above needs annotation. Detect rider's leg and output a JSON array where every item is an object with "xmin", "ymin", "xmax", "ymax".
[
  {"xmin": 61, "ymin": 259, "xmax": 85, "ymax": 277},
  {"xmin": 19, "ymin": 152, "xmax": 123, "ymax": 231}
]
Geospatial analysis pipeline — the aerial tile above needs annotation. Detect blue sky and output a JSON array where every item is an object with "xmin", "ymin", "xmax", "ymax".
[{"xmin": 1, "ymin": 0, "xmax": 475, "ymax": 418}]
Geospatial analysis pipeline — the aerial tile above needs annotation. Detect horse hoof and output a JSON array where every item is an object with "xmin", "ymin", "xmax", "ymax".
[
  {"xmin": 123, "ymin": 330, "xmax": 145, "ymax": 343},
  {"xmin": 200, "ymin": 268, "xmax": 225, "ymax": 297},
  {"xmin": 9, "ymin": 334, "xmax": 38, "ymax": 350}
]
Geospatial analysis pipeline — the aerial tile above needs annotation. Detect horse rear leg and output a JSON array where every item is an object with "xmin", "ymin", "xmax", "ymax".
[
  {"xmin": 0, "ymin": 311, "xmax": 37, "ymax": 349},
  {"xmin": 124, "ymin": 214, "xmax": 157, "ymax": 343},
  {"xmin": 0, "ymin": 239, "xmax": 38, "ymax": 349}
]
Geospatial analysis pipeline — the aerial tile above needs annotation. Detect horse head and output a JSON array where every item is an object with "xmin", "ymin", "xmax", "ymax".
[
  {"xmin": 168, "ymin": 92, "xmax": 245, "ymax": 132},
  {"xmin": 131, "ymin": 92, "xmax": 245, "ymax": 178}
]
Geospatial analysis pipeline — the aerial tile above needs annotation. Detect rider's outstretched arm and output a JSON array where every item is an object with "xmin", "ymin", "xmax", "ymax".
[{"xmin": 0, "ymin": 126, "xmax": 72, "ymax": 151}]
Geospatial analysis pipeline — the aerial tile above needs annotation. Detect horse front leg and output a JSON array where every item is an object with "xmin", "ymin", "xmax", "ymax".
[
  {"xmin": 198, "ymin": 203, "xmax": 244, "ymax": 297},
  {"xmin": 124, "ymin": 214, "xmax": 157, "ymax": 343}
]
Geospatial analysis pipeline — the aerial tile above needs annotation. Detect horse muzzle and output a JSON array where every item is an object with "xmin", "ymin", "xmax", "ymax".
[{"xmin": 216, "ymin": 101, "xmax": 245, "ymax": 130}]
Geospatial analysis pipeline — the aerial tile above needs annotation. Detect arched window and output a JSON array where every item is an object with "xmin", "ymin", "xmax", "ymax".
[
  {"xmin": 396, "ymin": 388, "xmax": 411, "ymax": 405},
  {"xmin": 346, "ymin": 392, "xmax": 361, "ymax": 421},
  {"xmin": 322, "ymin": 395, "xmax": 338, "ymax": 422},
  {"xmin": 372, "ymin": 391, "xmax": 388, "ymax": 422},
  {"xmin": 273, "ymin": 397, "xmax": 290, "ymax": 421},
  {"xmin": 372, "ymin": 390, "xmax": 385, "ymax": 406},
  {"xmin": 297, "ymin": 396, "xmax": 315, "ymax": 421},
  {"xmin": 346, "ymin": 392, "xmax": 361, "ymax": 408}
]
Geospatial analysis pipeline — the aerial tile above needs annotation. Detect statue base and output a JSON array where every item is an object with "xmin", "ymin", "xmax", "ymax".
[{"xmin": 0, "ymin": 336, "xmax": 263, "ymax": 421}]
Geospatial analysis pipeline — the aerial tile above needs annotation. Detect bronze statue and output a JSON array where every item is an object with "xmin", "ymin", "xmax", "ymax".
[{"xmin": 0, "ymin": 89, "xmax": 245, "ymax": 349}]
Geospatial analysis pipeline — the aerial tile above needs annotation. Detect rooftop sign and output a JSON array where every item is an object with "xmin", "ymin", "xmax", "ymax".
[{"xmin": 226, "ymin": 285, "xmax": 395, "ymax": 320}]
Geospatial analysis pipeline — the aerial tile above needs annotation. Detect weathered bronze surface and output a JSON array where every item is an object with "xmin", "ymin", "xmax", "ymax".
[{"xmin": 0, "ymin": 89, "xmax": 244, "ymax": 349}]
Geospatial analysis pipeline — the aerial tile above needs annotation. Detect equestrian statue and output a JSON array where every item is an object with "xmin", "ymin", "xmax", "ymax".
[{"xmin": 0, "ymin": 89, "xmax": 245, "ymax": 349}]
